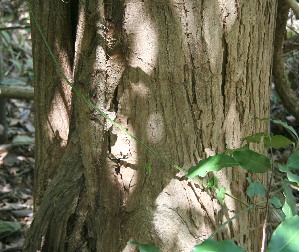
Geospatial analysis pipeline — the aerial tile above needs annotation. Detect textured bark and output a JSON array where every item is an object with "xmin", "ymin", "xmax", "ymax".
[
  {"xmin": 0, "ymin": 86, "xmax": 34, "ymax": 99},
  {"xmin": 29, "ymin": 0, "xmax": 74, "ymax": 208},
  {"xmin": 24, "ymin": 1, "xmax": 277, "ymax": 251}
]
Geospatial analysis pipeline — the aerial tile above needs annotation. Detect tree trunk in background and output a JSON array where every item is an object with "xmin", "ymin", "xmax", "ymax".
[{"xmin": 24, "ymin": 1, "xmax": 277, "ymax": 251}]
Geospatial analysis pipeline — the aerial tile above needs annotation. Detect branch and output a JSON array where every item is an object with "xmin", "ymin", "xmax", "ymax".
[
  {"xmin": 0, "ymin": 86, "xmax": 34, "ymax": 99},
  {"xmin": 283, "ymin": 41, "xmax": 299, "ymax": 53},
  {"xmin": 286, "ymin": 0, "xmax": 299, "ymax": 17},
  {"xmin": 0, "ymin": 26, "xmax": 30, "ymax": 31},
  {"xmin": 273, "ymin": 1, "xmax": 299, "ymax": 121}
]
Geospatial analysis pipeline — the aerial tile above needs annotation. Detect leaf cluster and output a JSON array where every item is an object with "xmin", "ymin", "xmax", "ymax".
[{"xmin": 132, "ymin": 119, "xmax": 299, "ymax": 251}]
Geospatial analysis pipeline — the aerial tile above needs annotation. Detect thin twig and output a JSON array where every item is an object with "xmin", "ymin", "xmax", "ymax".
[
  {"xmin": 232, "ymin": 222, "xmax": 278, "ymax": 242},
  {"xmin": 261, "ymin": 144, "xmax": 275, "ymax": 252},
  {"xmin": 0, "ymin": 26, "xmax": 30, "ymax": 31},
  {"xmin": 286, "ymin": 25, "xmax": 299, "ymax": 36},
  {"xmin": 208, "ymin": 201, "xmax": 266, "ymax": 240},
  {"xmin": 0, "ymin": 247, "xmax": 22, "ymax": 252}
]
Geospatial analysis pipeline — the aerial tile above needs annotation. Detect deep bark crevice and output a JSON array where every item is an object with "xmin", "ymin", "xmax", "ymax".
[
  {"xmin": 27, "ymin": 1, "xmax": 277, "ymax": 251},
  {"xmin": 112, "ymin": 85, "xmax": 119, "ymax": 112},
  {"xmin": 23, "ymin": 133, "xmax": 84, "ymax": 252},
  {"xmin": 221, "ymin": 38, "xmax": 228, "ymax": 112}
]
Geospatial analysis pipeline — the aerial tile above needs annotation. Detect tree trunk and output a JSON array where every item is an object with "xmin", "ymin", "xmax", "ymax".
[
  {"xmin": 28, "ymin": 1, "xmax": 74, "ymax": 209},
  {"xmin": 24, "ymin": 1, "xmax": 277, "ymax": 251}
]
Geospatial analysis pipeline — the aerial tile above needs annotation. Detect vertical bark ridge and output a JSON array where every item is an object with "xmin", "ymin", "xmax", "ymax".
[
  {"xmin": 30, "ymin": 0, "xmax": 74, "ymax": 209},
  {"xmin": 27, "ymin": 0, "xmax": 277, "ymax": 251}
]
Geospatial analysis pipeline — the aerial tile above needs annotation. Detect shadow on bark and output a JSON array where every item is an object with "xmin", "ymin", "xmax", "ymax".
[{"xmin": 23, "ymin": 0, "xmax": 269, "ymax": 251}]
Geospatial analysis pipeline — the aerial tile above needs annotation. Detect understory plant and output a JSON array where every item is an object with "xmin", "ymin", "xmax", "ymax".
[
  {"xmin": 188, "ymin": 118, "xmax": 299, "ymax": 252},
  {"xmin": 131, "ymin": 118, "xmax": 299, "ymax": 252}
]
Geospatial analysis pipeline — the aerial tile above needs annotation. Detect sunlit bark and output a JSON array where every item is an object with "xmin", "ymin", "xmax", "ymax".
[{"xmin": 24, "ymin": 1, "xmax": 277, "ymax": 251}]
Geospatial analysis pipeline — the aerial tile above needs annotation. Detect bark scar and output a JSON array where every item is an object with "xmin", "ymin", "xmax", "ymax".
[
  {"xmin": 112, "ymin": 85, "xmax": 119, "ymax": 113},
  {"xmin": 221, "ymin": 33, "xmax": 228, "ymax": 113}
]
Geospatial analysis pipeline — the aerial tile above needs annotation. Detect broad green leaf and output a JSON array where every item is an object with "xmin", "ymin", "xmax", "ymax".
[
  {"xmin": 270, "ymin": 196, "xmax": 282, "ymax": 208},
  {"xmin": 282, "ymin": 184, "xmax": 297, "ymax": 219},
  {"xmin": 243, "ymin": 132, "xmax": 268, "ymax": 144},
  {"xmin": 1, "ymin": 31, "xmax": 11, "ymax": 43},
  {"xmin": 287, "ymin": 172, "xmax": 299, "ymax": 187},
  {"xmin": 271, "ymin": 118, "xmax": 298, "ymax": 140},
  {"xmin": 233, "ymin": 149, "xmax": 271, "ymax": 173},
  {"xmin": 246, "ymin": 180, "xmax": 266, "ymax": 197},
  {"xmin": 278, "ymin": 164, "xmax": 288, "ymax": 173},
  {"xmin": 266, "ymin": 215, "xmax": 299, "ymax": 252},
  {"xmin": 0, "ymin": 221, "xmax": 21, "ymax": 239},
  {"xmin": 263, "ymin": 135, "xmax": 293, "ymax": 149},
  {"xmin": 255, "ymin": 117, "xmax": 298, "ymax": 141},
  {"xmin": 215, "ymin": 187, "xmax": 226, "ymax": 205},
  {"xmin": 285, "ymin": 152, "xmax": 299, "ymax": 170},
  {"xmin": 139, "ymin": 244, "xmax": 161, "ymax": 252},
  {"xmin": 192, "ymin": 239, "xmax": 245, "ymax": 252},
  {"xmin": 187, "ymin": 154, "xmax": 238, "ymax": 178},
  {"xmin": 272, "ymin": 135, "xmax": 293, "ymax": 148}
]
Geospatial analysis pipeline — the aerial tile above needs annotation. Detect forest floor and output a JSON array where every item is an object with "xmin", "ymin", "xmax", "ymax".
[
  {"xmin": 0, "ymin": 2, "xmax": 34, "ymax": 251},
  {"xmin": 1, "ymin": 1, "xmax": 299, "ymax": 252},
  {"xmin": 0, "ymin": 99, "xmax": 34, "ymax": 252}
]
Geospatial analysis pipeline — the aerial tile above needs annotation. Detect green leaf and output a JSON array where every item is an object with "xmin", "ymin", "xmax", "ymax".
[
  {"xmin": 139, "ymin": 244, "xmax": 161, "ymax": 252},
  {"xmin": 287, "ymin": 172, "xmax": 299, "ymax": 187},
  {"xmin": 282, "ymin": 184, "xmax": 297, "ymax": 219},
  {"xmin": 263, "ymin": 135, "xmax": 293, "ymax": 149},
  {"xmin": 270, "ymin": 196, "xmax": 282, "ymax": 208},
  {"xmin": 187, "ymin": 154, "xmax": 238, "ymax": 178},
  {"xmin": 271, "ymin": 118, "xmax": 298, "ymax": 140},
  {"xmin": 243, "ymin": 132, "xmax": 268, "ymax": 144},
  {"xmin": 271, "ymin": 135, "xmax": 293, "ymax": 148},
  {"xmin": 128, "ymin": 240, "xmax": 140, "ymax": 245},
  {"xmin": 192, "ymin": 239, "xmax": 245, "ymax": 252},
  {"xmin": 9, "ymin": 60, "xmax": 22, "ymax": 71},
  {"xmin": 232, "ymin": 149, "xmax": 271, "ymax": 173},
  {"xmin": 246, "ymin": 176, "xmax": 253, "ymax": 183},
  {"xmin": 266, "ymin": 215, "xmax": 299, "ymax": 252},
  {"xmin": 0, "ymin": 221, "xmax": 21, "ymax": 239},
  {"xmin": 225, "ymin": 145, "xmax": 249, "ymax": 156},
  {"xmin": 256, "ymin": 118, "xmax": 298, "ymax": 141},
  {"xmin": 207, "ymin": 176, "xmax": 218, "ymax": 188},
  {"xmin": 144, "ymin": 163, "xmax": 153, "ymax": 174},
  {"xmin": 1, "ymin": 31, "xmax": 11, "ymax": 43},
  {"xmin": 242, "ymin": 133, "xmax": 293, "ymax": 149},
  {"xmin": 215, "ymin": 187, "xmax": 226, "ymax": 205},
  {"xmin": 279, "ymin": 164, "xmax": 289, "ymax": 173},
  {"xmin": 285, "ymin": 152, "xmax": 299, "ymax": 170},
  {"xmin": 246, "ymin": 178, "xmax": 266, "ymax": 197}
]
